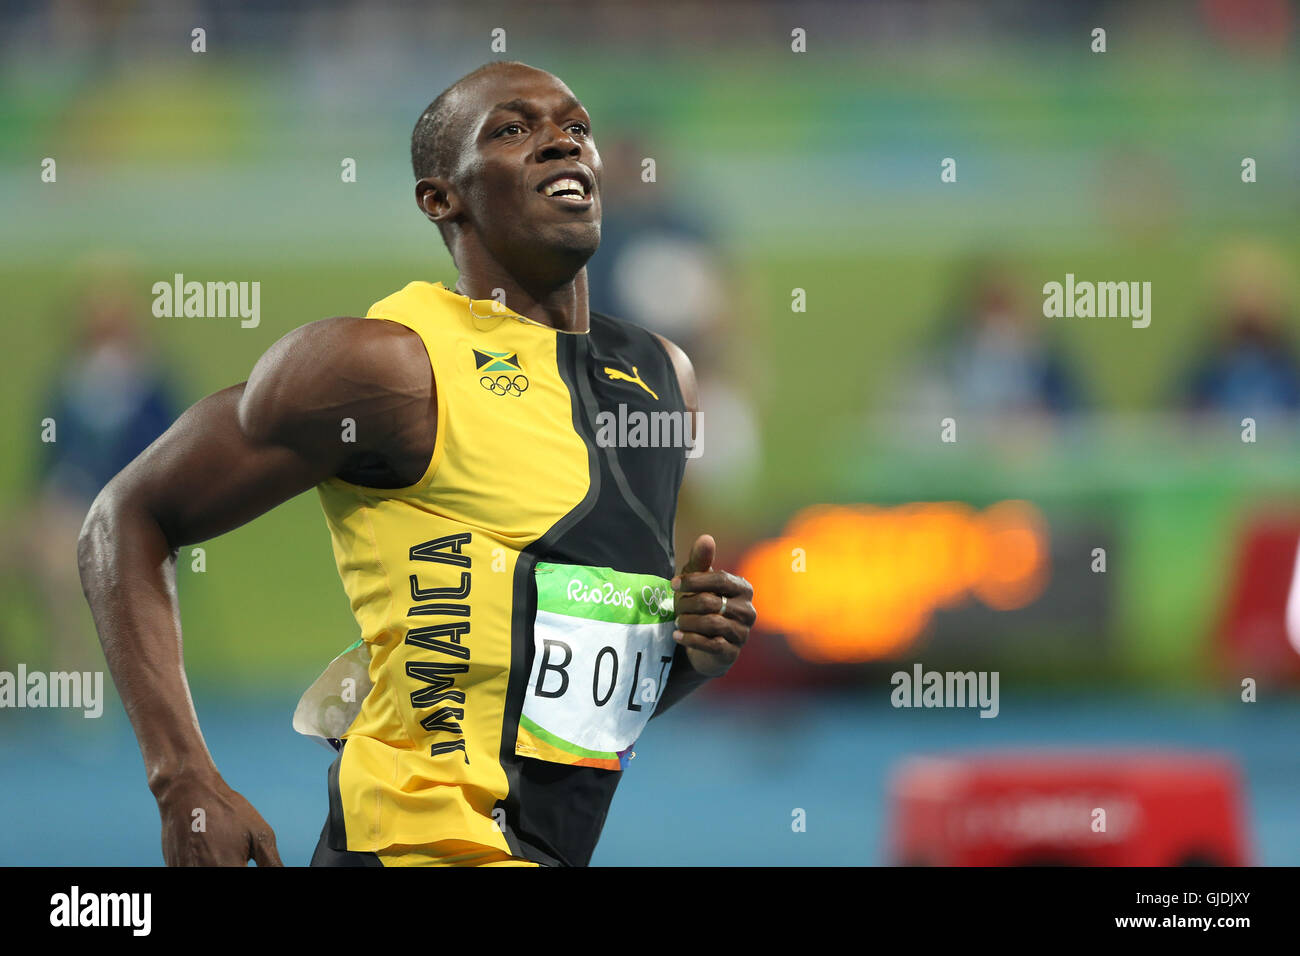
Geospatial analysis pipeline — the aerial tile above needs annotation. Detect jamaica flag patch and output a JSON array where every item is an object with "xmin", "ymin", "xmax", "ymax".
[{"xmin": 473, "ymin": 349, "xmax": 523, "ymax": 372}]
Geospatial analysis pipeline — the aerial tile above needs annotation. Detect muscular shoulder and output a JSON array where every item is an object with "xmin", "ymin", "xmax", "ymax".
[
  {"xmin": 239, "ymin": 316, "xmax": 432, "ymax": 453},
  {"xmin": 652, "ymin": 332, "xmax": 699, "ymax": 415}
]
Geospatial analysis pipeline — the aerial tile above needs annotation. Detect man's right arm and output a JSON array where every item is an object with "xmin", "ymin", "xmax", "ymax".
[{"xmin": 76, "ymin": 316, "xmax": 434, "ymax": 865}]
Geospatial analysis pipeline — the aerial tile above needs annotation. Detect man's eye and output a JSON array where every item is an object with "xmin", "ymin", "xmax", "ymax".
[
  {"xmin": 568, "ymin": 123, "xmax": 589, "ymax": 136},
  {"xmin": 496, "ymin": 123, "xmax": 524, "ymax": 137}
]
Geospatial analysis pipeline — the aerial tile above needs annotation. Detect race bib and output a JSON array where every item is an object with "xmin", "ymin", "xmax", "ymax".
[{"xmin": 516, "ymin": 562, "xmax": 677, "ymax": 771}]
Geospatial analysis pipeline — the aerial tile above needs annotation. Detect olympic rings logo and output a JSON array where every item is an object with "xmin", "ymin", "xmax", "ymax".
[
  {"xmin": 642, "ymin": 584, "xmax": 673, "ymax": 617},
  {"xmin": 480, "ymin": 373, "xmax": 529, "ymax": 397}
]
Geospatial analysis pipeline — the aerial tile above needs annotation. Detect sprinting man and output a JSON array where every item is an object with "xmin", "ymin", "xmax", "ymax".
[{"xmin": 78, "ymin": 61, "xmax": 756, "ymax": 867}]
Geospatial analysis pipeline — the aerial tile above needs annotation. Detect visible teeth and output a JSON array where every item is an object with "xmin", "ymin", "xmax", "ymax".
[{"xmin": 543, "ymin": 178, "xmax": 585, "ymax": 197}]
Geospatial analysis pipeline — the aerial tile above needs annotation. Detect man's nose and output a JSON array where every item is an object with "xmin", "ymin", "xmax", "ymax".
[{"xmin": 535, "ymin": 122, "xmax": 582, "ymax": 160}]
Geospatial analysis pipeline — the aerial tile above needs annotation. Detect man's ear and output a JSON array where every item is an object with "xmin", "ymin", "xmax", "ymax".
[{"xmin": 415, "ymin": 176, "xmax": 460, "ymax": 226}]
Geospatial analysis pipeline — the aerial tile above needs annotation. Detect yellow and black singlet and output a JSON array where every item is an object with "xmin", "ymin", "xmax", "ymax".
[{"xmin": 292, "ymin": 280, "xmax": 690, "ymax": 866}]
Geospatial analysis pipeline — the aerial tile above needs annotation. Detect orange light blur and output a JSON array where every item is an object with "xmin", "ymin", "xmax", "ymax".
[{"xmin": 738, "ymin": 501, "xmax": 1050, "ymax": 663}]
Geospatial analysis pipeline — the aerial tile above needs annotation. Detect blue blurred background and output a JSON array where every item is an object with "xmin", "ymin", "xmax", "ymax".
[{"xmin": 2, "ymin": 0, "xmax": 1299, "ymax": 864}]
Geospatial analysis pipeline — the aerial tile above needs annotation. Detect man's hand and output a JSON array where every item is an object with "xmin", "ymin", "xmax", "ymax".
[
  {"xmin": 670, "ymin": 534, "xmax": 756, "ymax": 679},
  {"xmin": 155, "ymin": 774, "xmax": 283, "ymax": 866}
]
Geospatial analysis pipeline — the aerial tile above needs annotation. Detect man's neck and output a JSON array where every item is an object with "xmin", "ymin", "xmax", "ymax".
[{"xmin": 454, "ymin": 267, "xmax": 590, "ymax": 334}]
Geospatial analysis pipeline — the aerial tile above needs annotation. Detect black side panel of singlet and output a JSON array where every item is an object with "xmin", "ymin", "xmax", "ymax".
[{"xmin": 493, "ymin": 312, "xmax": 689, "ymax": 867}]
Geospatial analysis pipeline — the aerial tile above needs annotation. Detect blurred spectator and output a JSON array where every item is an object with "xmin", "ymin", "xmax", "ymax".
[
  {"xmin": 1178, "ymin": 242, "xmax": 1300, "ymax": 421},
  {"xmin": 588, "ymin": 130, "xmax": 763, "ymax": 548},
  {"xmin": 0, "ymin": 255, "xmax": 178, "ymax": 672},
  {"xmin": 37, "ymin": 273, "xmax": 177, "ymax": 502},
  {"xmin": 586, "ymin": 130, "xmax": 726, "ymax": 358},
  {"xmin": 905, "ymin": 258, "xmax": 1085, "ymax": 427}
]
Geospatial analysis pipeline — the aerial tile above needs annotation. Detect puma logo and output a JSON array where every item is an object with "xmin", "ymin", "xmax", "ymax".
[{"xmin": 603, "ymin": 365, "xmax": 658, "ymax": 401}]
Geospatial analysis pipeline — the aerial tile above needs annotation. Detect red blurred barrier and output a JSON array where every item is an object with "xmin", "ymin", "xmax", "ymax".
[{"xmin": 889, "ymin": 751, "xmax": 1251, "ymax": 866}]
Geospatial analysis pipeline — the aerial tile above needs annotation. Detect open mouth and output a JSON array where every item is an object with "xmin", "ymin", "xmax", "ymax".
[{"xmin": 537, "ymin": 170, "xmax": 594, "ymax": 206}]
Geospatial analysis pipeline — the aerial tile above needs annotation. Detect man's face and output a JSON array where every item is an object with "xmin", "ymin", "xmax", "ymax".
[{"xmin": 449, "ymin": 66, "xmax": 603, "ymax": 272}]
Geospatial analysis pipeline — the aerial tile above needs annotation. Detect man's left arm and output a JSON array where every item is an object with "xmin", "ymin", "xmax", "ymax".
[{"xmin": 651, "ymin": 334, "xmax": 757, "ymax": 716}]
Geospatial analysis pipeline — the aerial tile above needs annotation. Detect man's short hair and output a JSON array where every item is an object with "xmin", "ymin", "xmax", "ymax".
[{"xmin": 410, "ymin": 61, "xmax": 532, "ymax": 182}]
